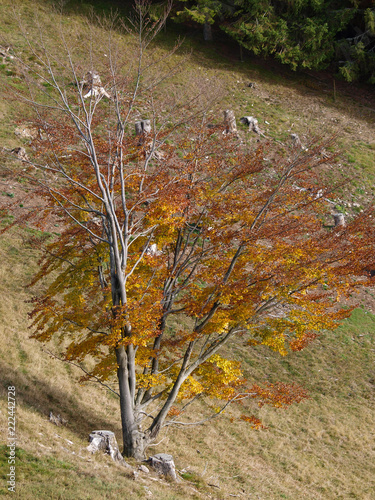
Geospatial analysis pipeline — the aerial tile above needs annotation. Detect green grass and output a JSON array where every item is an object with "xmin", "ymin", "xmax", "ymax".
[{"xmin": 0, "ymin": 446, "xmax": 143, "ymax": 499}]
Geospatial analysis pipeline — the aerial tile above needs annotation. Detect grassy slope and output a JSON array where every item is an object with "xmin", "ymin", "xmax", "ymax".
[{"xmin": 0, "ymin": 1, "xmax": 375, "ymax": 499}]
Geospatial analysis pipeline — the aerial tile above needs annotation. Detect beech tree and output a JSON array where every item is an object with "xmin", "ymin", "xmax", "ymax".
[{"xmin": 3, "ymin": 3, "xmax": 375, "ymax": 460}]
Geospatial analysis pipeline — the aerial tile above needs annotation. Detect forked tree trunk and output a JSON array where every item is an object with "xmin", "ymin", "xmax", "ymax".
[
  {"xmin": 116, "ymin": 338, "xmax": 193, "ymax": 459},
  {"xmin": 111, "ymin": 245, "xmax": 147, "ymax": 459},
  {"xmin": 116, "ymin": 346, "xmax": 147, "ymax": 460}
]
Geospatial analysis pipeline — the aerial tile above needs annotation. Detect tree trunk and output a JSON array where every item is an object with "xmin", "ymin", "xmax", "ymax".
[
  {"xmin": 148, "ymin": 342, "xmax": 194, "ymax": 441},
  {"xmin": 116, "ymin": 346, "xmax": 146, "ymax": 460},
  {"xmin": 203, "ymin": 21, "xmax": 213, "ymax": 42}
]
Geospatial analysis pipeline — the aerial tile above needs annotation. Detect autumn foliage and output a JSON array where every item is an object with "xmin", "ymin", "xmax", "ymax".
[{"xmin": 2, "ymin": 4, "xmax": 375, "ymax": 459}]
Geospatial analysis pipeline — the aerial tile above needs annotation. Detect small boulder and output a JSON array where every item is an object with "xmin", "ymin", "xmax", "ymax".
[
  {"xmin": 15, "ymin": 126, "xmax": 39, "ymax": 140},
  {"xmin": 138, "ymin": 464, "xmax": 150, "ymax": 473},
  {"xmin": 49, "ymin": 411, "xmax": 67, "ymax": 426}
]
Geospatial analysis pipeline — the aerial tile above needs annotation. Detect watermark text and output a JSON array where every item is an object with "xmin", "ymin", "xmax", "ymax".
[{"xmin": 7, "ymin": 386, "xmax": 16, "ymax": 493}]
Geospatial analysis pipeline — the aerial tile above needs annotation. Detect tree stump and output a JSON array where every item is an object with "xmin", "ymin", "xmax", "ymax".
[
  {"xmin": 135, "ymin": 120, "xmax": 153, "ymax": 148},
  {"xmin": 240, "ymin": 116, "xmax": 261, "ymax": 134},
  {"xmin": 81, "ymin": 71, "xmax": 110, "ymax": 99},
  {"xmin": 333, "ymin": 213, "xmax": 346, "ymax": 228},
  {"xmin": 11, "ymin": 147, "xmax": 28, "ymax": 161},
  {"xmin": 135, "ymin": 120, "xmax": 152, "ymax": 136},
  {"xmin": 147, "ymin": 453, "xmax": 178, "ymax": 481},
  {"xmin": 87, "ymin": 430, "xmax": 130, "ymax": 467},
  {"xmin": 223, "ymin": 110, "xmax": 238, "ymax": 136}
]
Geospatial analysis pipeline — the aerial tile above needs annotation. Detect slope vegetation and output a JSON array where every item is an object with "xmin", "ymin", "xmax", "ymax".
[{"xmin": 0, "ymin": 1, "xmax": 374, "ymax": 498}]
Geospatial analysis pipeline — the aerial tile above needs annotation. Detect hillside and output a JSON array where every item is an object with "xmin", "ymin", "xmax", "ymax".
[{"xmin": 0, "ymin": 1, "xmax": 375, "ymax": 499}]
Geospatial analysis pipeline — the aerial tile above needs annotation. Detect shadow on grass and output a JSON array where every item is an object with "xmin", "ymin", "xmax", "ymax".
[
  {"xmin": 0, "ymin": 361, "xmax": 122, "ymax": 444},
  {"xmin": 152, "ymin": 22, "xmax": 375, "ymax": 131}
]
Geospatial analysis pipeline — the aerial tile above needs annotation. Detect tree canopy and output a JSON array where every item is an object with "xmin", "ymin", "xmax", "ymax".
[
  {"xmin": 223, "ymin": 0, "xmax": 354, "ymax": 71},
  {"xmin": 2, "ymin": 3, "xmax": 375, "ymax": 460},
  {"xmin": 171, "ymin": 0, "xmax": 375, "ymax": 82}
]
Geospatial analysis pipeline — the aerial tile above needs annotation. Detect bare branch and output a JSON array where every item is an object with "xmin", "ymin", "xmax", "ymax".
[{"xmin": 41, "ymin": 347, "xmax": 119, "ymax": 397}]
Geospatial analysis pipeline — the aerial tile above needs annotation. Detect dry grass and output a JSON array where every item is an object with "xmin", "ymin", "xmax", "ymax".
[
  {"xmin": 1, "ymin": 228, "xmax": 374, "ymax": 498},
  {"xmin": 160, "ymin": 319, "xmax": 375, "ymax": 499},
  {"xmin": 0, "ymin": 1, "xmax": 375, "ymax": 499},
  {"xmin": 0, "ymin": 231, "xmax": 205, "ymax": 499}
]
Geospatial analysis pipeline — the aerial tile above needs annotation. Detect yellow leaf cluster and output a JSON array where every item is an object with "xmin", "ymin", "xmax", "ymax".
[{"xmin": 137, "ymin": 373, "xmax": 167, "ymax": 390}]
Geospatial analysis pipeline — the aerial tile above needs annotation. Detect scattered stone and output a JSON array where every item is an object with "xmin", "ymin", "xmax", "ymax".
[
  {"xmin": 143, "ymin": 486, "xmax": 153, "ymax": 497},
  {"xmin": 15, "ymin": 126, "xmax": 39, "ymax": 140},
  {"xmin": 146, "ymin": 243, "xmax": 162, "ymax": 257},
  {"xmin": 81, "ymin": 71, "xmax": 110, "ymax": 99},
  {"xmin": 223, "ymin": 110, "xmax": 238, "ymax": 136},
  {"xmin": 147, "ymin": 453, "xmax": 178, "ymax": 481},
  {"xmin": 290, "ymin": 133, "xmax": 306, "ymax": 150},
  {"xmin": 0, "ymin": 45, "xmax": 14, "ymax": 64},
  {"xmin": 49, "ymin": 411, "xmax": 67, "ymax": 426},
  {"xmin": 240, "ymin": 116, "xmax": 261, "ymax": 134},
  {"xmin": 87, "ymin": 430, "xmax": 131, "ymax": 468},
  {"xmin": 138, "ymin": 464, "xmax": 150, "ymax": 473}
]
